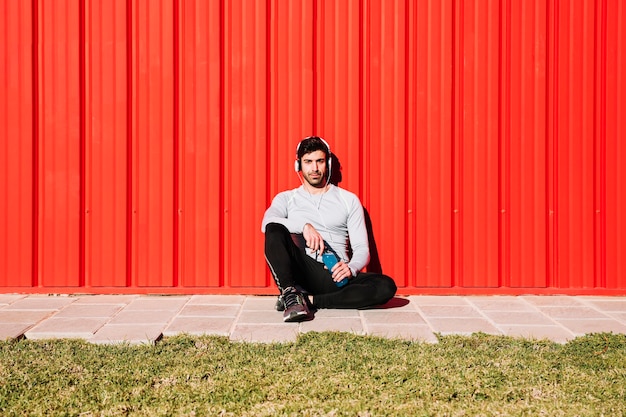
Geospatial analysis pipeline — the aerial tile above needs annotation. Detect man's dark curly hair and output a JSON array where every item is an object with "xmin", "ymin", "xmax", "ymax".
[{"xmin": 297, "ymin": 136, "xmax": 330, "ymax": 160}]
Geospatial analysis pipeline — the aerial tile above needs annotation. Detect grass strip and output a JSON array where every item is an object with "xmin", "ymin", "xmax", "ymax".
[{"xmin": 1, "ymin": 332, "xmax": 625, "ymax": 416}]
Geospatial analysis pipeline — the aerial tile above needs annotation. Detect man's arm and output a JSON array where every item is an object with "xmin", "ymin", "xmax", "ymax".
[
  {"xmin": 262, "ymin": 191, "xmax": 327, "ymax": 254},
  {"xmin": 344, "ymin": 193, "xmax": 370, "ymax": 275},
  {"xmin": 261, "ymin": 191, "xmax": 306, "ymax": 233}
]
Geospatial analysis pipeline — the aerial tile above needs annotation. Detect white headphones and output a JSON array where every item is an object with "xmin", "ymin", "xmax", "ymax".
[{"xmin": 294, "ymin": 136, "xmax": 332, "ymax": 177}]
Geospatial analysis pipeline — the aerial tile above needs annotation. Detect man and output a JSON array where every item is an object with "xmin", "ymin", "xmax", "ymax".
[{"xmin": 261, "ymin": 136, "xmax": 397, "ymax": 322}]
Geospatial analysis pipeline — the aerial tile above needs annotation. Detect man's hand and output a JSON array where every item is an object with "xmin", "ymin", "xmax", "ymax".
[
  {"xmin": 303, "ymin": 223, "xmax": 325, "ymax": 254},
  {"xmin": 329, "ymin": 261, "xmax": 352, "ymax": 283}
]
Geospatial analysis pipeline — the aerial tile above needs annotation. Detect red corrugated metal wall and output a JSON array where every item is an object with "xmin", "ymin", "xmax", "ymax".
[{"xmin": 1, "ymin": 0, "xmax": 624, "ymax": 294}]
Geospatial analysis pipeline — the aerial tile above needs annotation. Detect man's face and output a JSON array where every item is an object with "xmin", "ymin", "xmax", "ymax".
[{"xmin": 300, "ymin": 150, "xmax": 328, "ymax": 188}]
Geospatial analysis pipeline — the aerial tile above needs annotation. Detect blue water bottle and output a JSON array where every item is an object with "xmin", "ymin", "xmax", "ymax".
[{"xmin": 322, "ymin": 249, "xmax": 349, "ymax": 287}]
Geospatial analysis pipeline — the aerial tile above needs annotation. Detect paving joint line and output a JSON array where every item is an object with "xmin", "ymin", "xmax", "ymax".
[
  {"xmin": 463, "ymin": 298, "xmax": 505, "ymax": 335},
  {"xmin": 518, "ymin": 296, "xmax": 576, "ymax": 338}
]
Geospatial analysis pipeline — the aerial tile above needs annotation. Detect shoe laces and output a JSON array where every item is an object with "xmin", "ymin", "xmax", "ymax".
[{"xmin": 282, "ymin": 288, "xmax": 303, "ymax": 309}]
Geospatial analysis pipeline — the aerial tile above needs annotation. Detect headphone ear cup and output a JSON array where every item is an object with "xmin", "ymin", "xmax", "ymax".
[
  {"xmin": 294, "ymin": 159, "xmax": 300, "ymax": 172},
  {"xmin": 327, "ymin": 157, "xmax": 332, "ymax": 180}
]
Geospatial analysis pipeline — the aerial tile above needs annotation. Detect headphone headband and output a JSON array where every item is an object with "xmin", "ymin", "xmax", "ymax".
[{"xmin": 296, "ymin": 136, "xmax": 332, "ymax": 158}]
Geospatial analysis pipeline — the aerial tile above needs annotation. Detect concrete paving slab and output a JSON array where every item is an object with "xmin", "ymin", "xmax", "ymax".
[
  {"xmin": 417, "ymin": 305, "xmax": 483, "ymax": 318},
  {"xmin": 178, "ymin": 304, "xmax": 241, "ymax": 317},
  {"xmin": 0, "ymin": 309, "xmax": 55, "ymax": 340},
  {"xmin": 0, "ymin": 310, "xmax": 55, "ymax": 324},
  {"xmin": 241, "ymin": 296, "xmax": 278, "ymax": 310},
  {"xmin": 123, "ymin": 297, "xmax": 189, "ymax": 311},
  {"xmin": 579, "ymin": 298, "xmax": 626, "ymax": 312},
  {"xmin": 0, "ymin": 295, "xmax": 26, "ymax": 305},
  {"xmin": 300, "ymin": 317, "xmax": 364, "ymax": 334},
  {"xmin": 72, "ymin": 295, "xmax": 138, "ymax": 305},
  {"xmin": 237, "ymin": 310, "xmax": 285, "ymax": 324},
  {"xmin": 466, "ymin": 296, "xmax": 537, "ymax": 311},
  {"xmin": 521, "ymin": 295, "xmax": 587, "ymax": 307},
  {"xmin": 312, "ymin": 309, "xmax": 361, "ymax": 318},
  {"xmin": 0, "ymin": 323, "xmax": 33, "ymax": 340},
  {"xmin": 409, "ymin": 295, "xmax": 471, "ymax": 306},
  {"xmin": 607, "ymin": 312, "xmax": 626, "ymax": 323},
  {"xmin": 499, "ymin": 325, "xmax": 574, "ymax": 343},
  {"xmin": 90, "ymin": 324, "xmax": 164, "ymax": 345},
  {"xmin": 481, "ymin": 311, "xmax": 557, "ymax": 326},
  {"xmin": 367, "ymin": 324, "xmax": 439, "ymax": 343},
  {"xmin": 54, "ymin": 304, "xmax": 123, "ymax": 318},
  {"xmin": 26, "ymin": 317, "xmax": 108, "ymax": 339},
  {"xmin": 164, "ymin": 317, "xmax": 235, "ymax": 337},
  {"xmin": 554, "ymin": 318, "xmax": 626, "ymax": 336},
  {"xmin": 361, "ymin": 310, "xmax": 427, "ymax": 325},
  {"xmin": 107, "ymin": 309, "xmax": 177, "ymax": 325},
  {"xmin": 230, "ymin": 324, "xmax": 298, "ymax": 343},
  {"xmin": 427, "ymin": 317, "xmax": 501, "ymax": 335},
  {"xmin": 2, "ymin": 294, "xmax": 625, "ymax": 344},
  {"xmin": 187, "ymin": 295, "xmax": 246, "ymax": 305},
  {"xmin": 537, "ymin": 306, "xmax": 611, "ymax": 319},
  {"xmin": 3, "ymin": 296, "xmax": 76, "ymax": 310}
]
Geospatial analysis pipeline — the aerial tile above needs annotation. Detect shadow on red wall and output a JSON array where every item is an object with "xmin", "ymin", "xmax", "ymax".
[{"xmin": 329, "ymin": 153, "xmax": 383, "ymax": 274}]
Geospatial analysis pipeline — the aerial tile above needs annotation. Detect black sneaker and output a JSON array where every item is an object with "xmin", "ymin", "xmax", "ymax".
[
  {"xmin": 276, "ymin": 286, "xmax": 310, "ymax": 312},
  {"xmin": 281, "ymin": 287, "xmax": 312, "ymax": 322},
  {"xmin": 275, "ymin": 295, "xmax": 285, "ymax": 311}
]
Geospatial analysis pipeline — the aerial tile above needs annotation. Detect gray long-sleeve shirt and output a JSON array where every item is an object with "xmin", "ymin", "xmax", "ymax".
[{"xmin": 261, "ymin": 184, "xmax": 370, "ymax": 276}]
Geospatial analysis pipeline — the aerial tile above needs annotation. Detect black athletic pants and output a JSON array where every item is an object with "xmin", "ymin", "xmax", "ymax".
[{"xmin": 264, "ymin": 223, "xmax": 397, "ymax": 309}]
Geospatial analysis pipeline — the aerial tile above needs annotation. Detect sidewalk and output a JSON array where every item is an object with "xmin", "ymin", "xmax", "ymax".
[{"xmin": 2, "ymin": 294, "xmax": 626, "ymax": 345}]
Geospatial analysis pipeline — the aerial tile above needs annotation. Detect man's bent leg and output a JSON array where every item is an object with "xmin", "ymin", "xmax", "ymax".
[
  {"xmin": 264, "ymin": 223, "xmax": 304, "ymax": 292},
  {"xmin": 264, "ymin": 223, "xmax": 315, "ymax": 322},
  {"xmin": 313, "ymin": 272, "xmax": 397, "ymax": 309}
]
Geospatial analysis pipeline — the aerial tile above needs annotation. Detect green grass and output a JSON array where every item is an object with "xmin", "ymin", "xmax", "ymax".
[{"xmin": 1, "ymin": 332, "xmax": 625, "ymax": 416}]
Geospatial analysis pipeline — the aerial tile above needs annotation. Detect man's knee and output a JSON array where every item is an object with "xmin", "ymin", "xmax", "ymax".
[
  {"xmin": 379, "ymin": 275, "xmax": 397, "ymax": 304},
  {"xmin": 265, "ymin": 223, "xmax": 306, "ymax": 251},
  {"xmin": 265, "ymin": 222, "xmax": 289, "ymax": 235},
  {"xmin": 265, "ymin": 223, "xmax": 298, "ymax": 256},
  {"xmin": 264, "ymin": 223, "xmax": 291, "ymax": 245}
]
